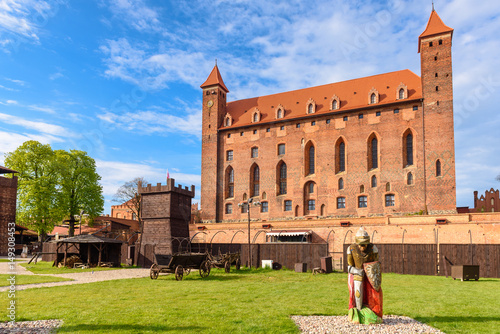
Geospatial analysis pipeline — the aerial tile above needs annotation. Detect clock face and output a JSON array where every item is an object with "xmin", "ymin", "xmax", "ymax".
[{"xmin": 207, "ymin": 100, "xmax": 214, "ymax": 107}]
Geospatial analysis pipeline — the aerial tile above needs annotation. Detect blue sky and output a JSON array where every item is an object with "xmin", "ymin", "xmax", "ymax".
[{"xmin": 0, "ymin": 0, "xmax": 499, "ymax": 214}]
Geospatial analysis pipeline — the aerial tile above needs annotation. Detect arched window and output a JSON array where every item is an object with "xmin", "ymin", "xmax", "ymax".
[
  {"xmin": 253, "ymin": 113, "xmax": 259, "ymax": 122},
  {"xmin": 371, "ymin": 175, "xmax": 377, "ymax": 188},
  {"xmin": 251, "ymin": 165, "xmax": 260, "ymax": 197},
  {"xmin": 338, "ymin": 178, "xmax": 344, "ymax": 190},
  {"xmin": 436, "ymin": 159, "xmax": 441, "ymax": 177},
  {"xmin": 368, "ymin": 134, "xmax": 378, "ymax": 170},
  {"xmin": 405, "ymin": 132, "xmax": 413, "ymax": 166},
  {"xmin": 309, "ymin": 182, "xmax": 314, "ymax": 193},
  {"xmin": 407, "ymin": 172, "xmax": 413, "ymax": 185},
  {"xmin": 278, "ymin": 162, "xmax": 287, "ymax": 195},
  {"xmin": 226, "ymin": 167, "xmax": 234, "ymax": 198},
  {"xmin": 321, "ymin": 204, "xmax": 326, "ymax": 216},
  {"xmin": 308, "ymin": 104, "xmax": 314, "ymax": 114},
  {"xmin": 336, "ymin": 138, "xmax": 346, "ymax": 173},
  {"xmin": 243, "ymin": 193, "xmax": 247, "ymax": 201},
  {"xmin": 370, "ymin": 93, "xmax": 377, "ymax": 104},
  {"xmin": 360, "ymin": 185, "xmax": 365, "ymax": 193},
  {"xmin": 386, "ymin": 182, "xmax": 391, "ymax": 192},
  {"xmin": 225, "ymin": 118, "xmax": 231, "ymax": 126},
  {"xmin": 277, "ymin": 109, "xmax": 283, "ymax": 118},
  {"xmin": 306, "ymin": 144, "xmax": 315, "ymax": 175},
  {"xmin": 399, "ymin": 88, "xmax": 405, "ymax": 99},
  {"xmin": 262, "ymin": 192, "xmax": 267, "ymax": 200},
  {"xmin": 491, "ymin": 198, "xmax": 495, "ymax": 206},
  {"xmin": 332, "ymin": 100, "xmax": 338, "ymax": 110}
]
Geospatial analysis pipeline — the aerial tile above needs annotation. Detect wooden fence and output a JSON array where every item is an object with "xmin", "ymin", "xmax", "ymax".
[{"xmin": 439, "ymin": 244, "xmax": 500, "ymax": 278}]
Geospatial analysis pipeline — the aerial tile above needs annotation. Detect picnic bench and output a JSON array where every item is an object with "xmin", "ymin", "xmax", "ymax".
[{"xmin": 150, "ymin": 253, "xmax": 211, "ymax": 281}]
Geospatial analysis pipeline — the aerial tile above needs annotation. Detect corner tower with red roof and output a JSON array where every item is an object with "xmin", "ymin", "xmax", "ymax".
[
  {"xmin": 419, "ymin": 9, "xmax": 456, "ymax": 213},
  {"xmin": 200, "ymin": 64, "xmax": 229, "ymax": 222},
  {"xmin": 199, "ymin": 9, "xmax": 457, "ymax": 223}
]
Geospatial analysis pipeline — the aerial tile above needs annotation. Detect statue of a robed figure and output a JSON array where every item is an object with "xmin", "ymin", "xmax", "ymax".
[{"xmin": 347, "ymin": 227, "xmax": 383, "ymax": 324}]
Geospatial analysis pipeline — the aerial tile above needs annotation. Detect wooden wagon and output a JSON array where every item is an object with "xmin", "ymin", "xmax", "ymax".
[
  {"xmin": 209, "ymin": 251, "xmax": 241, "ymax": 273},
  {"xmin": 150, "ymin": 253, "xmax": 211, "ymax": 281}
]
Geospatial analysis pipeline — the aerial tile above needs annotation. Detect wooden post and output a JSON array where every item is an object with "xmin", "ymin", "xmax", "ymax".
[
  {"xmin": 64, "ymin": 243, "xmax": 68, "ymax": 266},
  {"xmin": 55, "ymin": 242, "xmax": 61, "ymax": 267},
  {"xmin": 87, "ymin": 243, "xmax": 91, "ymax": 265},
  {"xmin": 98, "ymin": 244, "xmax": 102, "ymax": 267}
]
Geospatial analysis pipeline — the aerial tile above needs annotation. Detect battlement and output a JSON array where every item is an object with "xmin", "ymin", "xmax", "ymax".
[{"xmin": 138, "ymin": 178, "xmax": 195, "ymax": 198}]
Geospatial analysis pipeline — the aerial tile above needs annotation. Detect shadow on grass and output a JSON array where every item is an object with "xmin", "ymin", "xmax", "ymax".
[
  {"xmin": 153, "ymin": 274, "xmax": 241, "ymax": 282},
  {"xmin": 57, "ymin": 324, "xmax": 205, "ymax": 333},
  {"xmin": 416, "ymin": 316, "xmax": 500, "ymax": 323}
]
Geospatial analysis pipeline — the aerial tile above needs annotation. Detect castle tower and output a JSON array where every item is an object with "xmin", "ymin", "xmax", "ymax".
[
  {"xmin": 138, "ymin": 178, "xmax": 195, "ymax": 267},
  {"xmin": 200, "ymin": 64, "xmax": 229, "ymax": 223},
  {"xmin": 419, "ymin": 9, "xmax": 457, "ymax": 214},
  {"xmin": 0, "ymin": 167, "xmax": 18, "ymax": 256}
]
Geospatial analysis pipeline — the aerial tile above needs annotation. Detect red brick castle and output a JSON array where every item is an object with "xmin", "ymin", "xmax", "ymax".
[{"xmin": 200, "ymin": 10, "xmax": 456, "ymax": 223}]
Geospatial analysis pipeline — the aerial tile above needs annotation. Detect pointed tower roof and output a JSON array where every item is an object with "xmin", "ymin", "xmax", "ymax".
[
  {"xmin": 200, "ymin": 65, "xmax": 229, "ymax": 93},
  {"xmin": 419, "ymin": 9, "xmax": 453, "ymax": 52}
]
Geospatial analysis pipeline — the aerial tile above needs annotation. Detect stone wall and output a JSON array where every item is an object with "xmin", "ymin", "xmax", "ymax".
[{"xmin": 0, "ymin": 176, "xmax": 17, "ymax": 256}]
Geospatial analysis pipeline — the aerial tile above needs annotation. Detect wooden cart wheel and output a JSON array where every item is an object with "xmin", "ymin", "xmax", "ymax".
[
  {"xmin": 224, "ymin": 261, "xmax": 231, "ymax": 273},
  {"xmin": 235, "ymin": 259, "xmax": 241, "ymax": 270},
  {"xmin": 175, "ymin": 265, "xmax": 184, "ymax": 281},
  {"xmin": 150, "ymin": 264, "xmax": 159, "ymax": 280},
  {"xmin": 200, "ymin": 260, "xmax": 211, "ymax": 278},
  {"xmin": 185, "ymin": 268, "xmax": 191, "ymax": 276}
]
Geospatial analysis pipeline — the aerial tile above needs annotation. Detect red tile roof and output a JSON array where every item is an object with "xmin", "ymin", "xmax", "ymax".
[
  {"xmin": 201, "ymin": 65, "xmax": 229, "ymax": 93},
  {"xmin": 419, "ymin": 10, "xmax": 453, "ymax": 52},
  {"xmin": 223, "ymin": 69, "xmax": 421, "ymax": 129}
]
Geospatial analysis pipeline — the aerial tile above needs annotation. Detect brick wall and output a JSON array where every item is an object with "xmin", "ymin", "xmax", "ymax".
[
  {"xmin": 0, "ymin": 176, "xmax": 17, "ymax": 256},
  {"xmin": 473, "ymin": 189, "xmax": 500, "ymax": 212}
]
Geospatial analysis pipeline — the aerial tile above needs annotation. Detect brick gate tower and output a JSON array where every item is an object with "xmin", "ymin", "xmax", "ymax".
[
  {"xmin": 138, "ymin": 178, "xmax": 195, "ymax": 266},
  {"xmin": 419, "ymin": 9, "xmax": 457, "ymax": 214},
  {"xmin": 0, "ymin": 167, "xmax": 18, "ymax": 256}
]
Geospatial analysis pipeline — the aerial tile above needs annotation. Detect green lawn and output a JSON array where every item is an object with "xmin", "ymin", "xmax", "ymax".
[
  {"xmin": 0, "ymin": 259, "xmax": 24, "ymax": 262},
  {"xmin": 20, "ymin": 261, "xmax": 131, "ymax": 274},
  {"xmin": 1, "ymin": 268, "xmax": 498, "ymax": 334},
  {"xmin": 0, "ymin": 274, "xmax": 72, "ymax": 286}
]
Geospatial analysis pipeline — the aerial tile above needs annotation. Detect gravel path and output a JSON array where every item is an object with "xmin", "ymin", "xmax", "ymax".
[
  {"xmin": 0, "ymin": 320, "xmax": 63, "ymax": 334},
  {"xmin": 291, "ymin": 315, "xmax": 445, "ymax": 334}
]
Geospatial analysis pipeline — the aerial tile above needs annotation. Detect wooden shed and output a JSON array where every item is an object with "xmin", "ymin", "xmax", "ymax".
[{"xmin": 55, "ymin": 235, "xmax": 123, "ymax": 267}]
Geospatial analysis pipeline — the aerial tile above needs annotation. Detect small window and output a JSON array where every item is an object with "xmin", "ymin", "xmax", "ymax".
[
  {"xmin": 280, "ymin": 125, "xmax": 284, "ymax": 130},
  {"xmin": 429, "ymin": 41, "xmax": 433, "ymax": 47},
  {"xmin": 436, "ymin": 160, "xmax": 442, "ymax": 177},
  {"xmin": 284, "ymin": 200, "xmax": 292, "ymax": 211},
  {"xmin": 370, "ymin": 93, "xmax": 377, "ymax": 104},
  {"xmin": 337, "ymin": 197, "xmax": 346, "ymax": 209},
  {"xmin": 376, "ymin": 111, "xmax": 381, "ymax": 117},
  {"xmin": 311, "ymin": 121, "xmax": 316, "ymax": 126},
  {"xmin": 225, "ymin": 118, "xmax": 231, "ymax": 126},
  {"xmin": 226, "ymin": 150, "xmax": 233, "ymax": 161},
  {"xmin": 326, "ymin": 119, "xmax": 331, "ymax": 124},
  {"xmin": 358, "ymin": 114, "xmax": 363, "ymax": 119},
  {"xmin": 386, "ymin": 182, "xmax": 391, "ymax": 192},
  {"xmin": 407, "ymin": 172, "xmax": 413, "ymax": 185},
  {"xmin": 296, "ymin": 123, "xmax": 301, "ymax": 128},
  {"xmin": 308, "ymin": 183, "xmax": 314, "ymax": 194},
  {"xmin": 253, "ymin": 130, "xmax": 257, "ymax": 134},
  {"xmin": 371, "ymin": 175, "xmax": 377, "ymax": 188},
  {"xmin": 394, "ymin": 109, "xmax": 400, "ymax": 114},
  {"xmin": 253, "ymin": 113, "xmax": 259, "ymax": 122},
  {"xmin": 308, "ymin": 200, "xmax": 316, "ymax": 211},
  {"xmin": 343, "ymin": 116, "xmax": 348, "ymax": 121},
  {"xmin": 358, "ymin": 196, "xmax": 367, "ymax": 208},
  {"xmin": 251, "ymin": 147, "xmax": 258, "ymax": 158},
  {"xmin": 261, "ymin": 202, "xmax": 268, "ymax": 213},
  {"xmin": 226, "ymin": 203, "xmax": 233, "ymax": 214},
  {"xmin": 332, "ymin": 100, "xmax": 338, "ymax": 110},
  {"xmin": 266, "ymin": 128, "xmax": 270, "ymax": 132},
  {"xmin": 240, "ymin": 132, "xmax": 244, "ymax": 136},
  {"xmin": 262, "ymin": 192, "xmax": 267, "ymax": 200},
  {"xmin": 435, "ymin": 73, "xmax": 438, "ymax": 77},
  {"xmin": 434, "ymin": 56, "xmax": 438, "ymax": 61},
  {"xmin": 385, "ymin": 194, "xmax": 395, "ymax": 207},
  {"xmin": 308, "ymin": 104, "xmax": 314, "ymax": 114},
  {"xmin": 277, "ymin": 109, "xmax": 283, "ymax": 118},
  {"xmin": 436, "ymin": 86, "xmax": 439, "ymax": 91},
  {"xmin": 241, "ymin": 204, "xmax": 248, "ymax": 213},
  {"xmin": 399, "ymin": 88, "xmax": 405, "ymax": 99},
  {"xmin": 360, "ymin": 185, "xmax": 365, "ymax": 193},
  {"xmin": 338, "ymin": 178, "xmax": 344, "ymax": 190},
  {"xmin": 228, "ymin": 133, "xmax": 231, "ymax": 138},
  {"xmin": 413, "ymin": 106, "xmax": 418, "ymax": 111},
  {"xmin": 439, "ymin": 39, "xmax": 442, "ymax": 45},
  {"xmin": 278, "ymin": 144, "xmax": 285, "ymax": 155}
]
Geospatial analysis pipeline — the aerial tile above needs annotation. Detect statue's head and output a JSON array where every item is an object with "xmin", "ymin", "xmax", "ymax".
[{"xmin": 355, "ymin": 227, "xmax": 370, "ymax": 245}]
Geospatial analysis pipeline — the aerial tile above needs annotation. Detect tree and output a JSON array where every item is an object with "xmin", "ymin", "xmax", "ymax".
[
  {"xmin": 4, "ymin": 141, "xmax": 59, "ymax": 240},
  {"xmin": 113, "ymin": 177, "xmax": 148, "ymax": 260},
  {"xmin": 4, "ymin": 141, "xmax": 105, "ymax": 238},
  {"xmin": 55, "ymin": 150, "xmax": 105, "ymax": 236}
]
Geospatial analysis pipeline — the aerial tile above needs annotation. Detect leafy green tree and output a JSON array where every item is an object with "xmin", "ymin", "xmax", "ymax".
[
  {"xmin": 4, "ymin": 141, "xmax": 59, "ymax": 240},
  {"xmin": 55, "ymin": 150, "xmax": 104, "ymax": 236}
]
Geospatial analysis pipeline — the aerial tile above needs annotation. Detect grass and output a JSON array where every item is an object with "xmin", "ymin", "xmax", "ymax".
[
  {"xmin": 0, "ymin": 274, "xmax": 72, "ymax": 286},
  {"xmin": 20, "ymin": 261, "xmax": 132, "ymax": 274},
  {"xmin": 0, "ymin": 259, "xmax": 24, "ymax": 262},
  {"xmin": 1, "ymin": 268, "xmax": 499, "ymax": 333}
]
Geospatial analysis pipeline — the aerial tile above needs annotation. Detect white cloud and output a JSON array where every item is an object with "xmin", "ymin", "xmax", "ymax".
[
  {"xmin": 0, "ymin": 112, "xmax": 69, "ymax": 136},
  {"xmin": 27, "ymin": 104, "xmax": 56, "ymax": 114},
  {"xmin": 0, "ymin": 130, "xmax": 64, "ymax": 163},
  {"xmin": 105, "ymin": 0, "xmax": 164, "ymax": 34},
  {"xmin": 49, "ymin": 72, "xmax": 64, "ymax": 80},
  {"xmin": 0, "ymin": 85, "xmax": 17, "ymax": 92}
]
